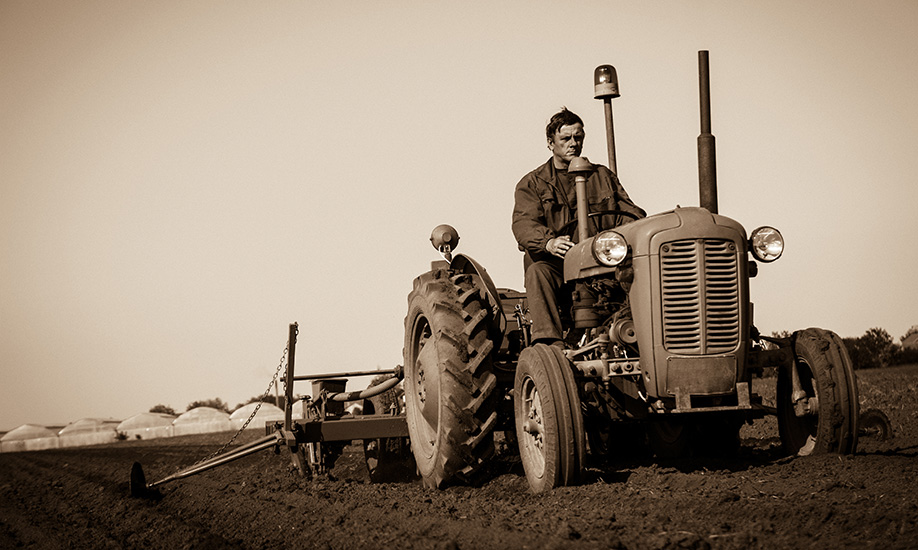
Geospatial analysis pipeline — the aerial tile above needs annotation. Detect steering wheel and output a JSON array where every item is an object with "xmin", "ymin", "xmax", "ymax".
[{"xmin": 558, "ymin": 209, "xmax": 641, "ymax": 236}]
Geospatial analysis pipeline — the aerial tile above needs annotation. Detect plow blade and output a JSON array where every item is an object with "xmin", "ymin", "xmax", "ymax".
[{"xmin": 130, "ymin": 433, "xmax": 280, "ymax": 498}]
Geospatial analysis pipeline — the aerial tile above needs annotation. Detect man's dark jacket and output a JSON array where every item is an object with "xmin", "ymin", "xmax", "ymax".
[{"xmin": 512, "ymin": 158, "xmax": 645, "ymax": 268}]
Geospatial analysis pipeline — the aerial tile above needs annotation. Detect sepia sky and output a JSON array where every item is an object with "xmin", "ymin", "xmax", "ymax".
[{"xmin": 2, "ymin": 1, "xmax": 917, "ymax": 431}]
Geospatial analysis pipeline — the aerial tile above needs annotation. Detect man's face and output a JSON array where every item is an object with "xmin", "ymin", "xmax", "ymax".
[{"xmin": 548, "ymin": 123, "xmax": 585, "ymax": 167}]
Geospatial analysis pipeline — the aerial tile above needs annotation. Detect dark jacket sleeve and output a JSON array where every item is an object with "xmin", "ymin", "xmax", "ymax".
[{"xmin": 512, "ymin": 173, "xmax": 554, "ymax": 256}]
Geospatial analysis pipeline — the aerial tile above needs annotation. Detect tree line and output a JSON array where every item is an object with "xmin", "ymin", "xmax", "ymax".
[{"xmin": 148, "ymin": 395, "xmax": 279, "ymax": 417}]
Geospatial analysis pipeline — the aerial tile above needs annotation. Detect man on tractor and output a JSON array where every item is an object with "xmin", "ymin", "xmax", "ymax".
[{"xmin": 511, "ymin": 107, "xmax": 646, "ymax": 346}]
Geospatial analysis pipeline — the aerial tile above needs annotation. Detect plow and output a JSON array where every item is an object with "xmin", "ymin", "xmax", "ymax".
[
  {"xmin": 131, "ymin": 51, "xmax": 893, "ymax": 498},
  {"xmin": 130, "ymin": 322, "xmax": 415, "ymax": 498}
]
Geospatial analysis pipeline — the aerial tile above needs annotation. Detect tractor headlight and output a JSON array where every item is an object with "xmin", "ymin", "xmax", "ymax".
[
  {"xmin": 592, "ymin": 231, "xmax": 628, "ymax": 267},
  {"xmin": 750, "ymin": 226, "xmax": 784, "ymax": 262}
]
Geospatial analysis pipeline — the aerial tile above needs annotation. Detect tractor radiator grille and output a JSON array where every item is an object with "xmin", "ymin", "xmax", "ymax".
[{"xmin": 660, "ymin": 239, "xmax": 740, "ymax": 354}]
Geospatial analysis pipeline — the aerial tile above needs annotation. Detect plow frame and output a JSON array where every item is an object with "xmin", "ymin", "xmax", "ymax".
[
  {"xmin": 276, "ymin": 322, "xmax": 409, "ymax": 476},
  {"xmin": 131, "ymin": 322, "xmax": 409, "ymax": 497}
]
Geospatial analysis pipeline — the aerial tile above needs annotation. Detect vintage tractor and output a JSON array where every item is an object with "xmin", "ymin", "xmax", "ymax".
[
  {"xmin": 130, "ymin": 51, "xmax": 864, "ymax": 499},
  {"xmin": 401, "ymin": 51, "xmax": 860, "ymax": 492}
]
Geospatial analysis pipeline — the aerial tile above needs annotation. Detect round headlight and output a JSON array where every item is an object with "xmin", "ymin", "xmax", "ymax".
[
  {"xmin": 750, "ymin": 226, "xmax": 784, "ymax": 262},
  {"xmin": 592, "ymin": 231, "xmax": 628, "ymax": 266}
]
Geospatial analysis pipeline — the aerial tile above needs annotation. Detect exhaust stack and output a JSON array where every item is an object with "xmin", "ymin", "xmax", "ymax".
[{"xmin": 697, "ymin": 50, "xmax": 718, "ymax": 214}]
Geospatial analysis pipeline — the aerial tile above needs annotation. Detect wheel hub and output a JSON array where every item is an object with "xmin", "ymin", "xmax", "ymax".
[{"xmin": 415, "ymin": 333, "xmax": 440, "ymax": 445}]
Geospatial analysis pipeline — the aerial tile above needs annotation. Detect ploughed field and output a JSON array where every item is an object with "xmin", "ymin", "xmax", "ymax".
[{"xmin": 1, "ymin": 366, "xmax": 916, "ymax": 550}]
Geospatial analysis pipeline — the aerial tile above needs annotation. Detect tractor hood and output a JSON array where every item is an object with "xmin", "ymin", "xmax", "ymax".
[{"xmin": 563, "ymin": 206, "xmax": 747, "ymax": 282}]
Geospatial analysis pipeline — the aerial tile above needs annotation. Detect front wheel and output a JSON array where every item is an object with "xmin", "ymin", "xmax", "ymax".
[
  {"xmin": 514, "ymin": 344, "xmax": 584, "ymax": 493},
  {"xmin": 778, "ymin": 328, "xmax": 859, "ymax": 456}
]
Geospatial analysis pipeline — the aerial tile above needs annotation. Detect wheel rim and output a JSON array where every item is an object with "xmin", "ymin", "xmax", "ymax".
[
  {"xmin": 859, "ymin": 410, "xmax": 892, "ymax": 440},
  {"xmin": 407, "ymin": 315, "xmax": 439, "ymax": 460},
  {"xmin": 520, "ymin": 375, "xmax": 546, "ymax": 477},
  {"xmin": 786, "ymin": 357, "xmax": 819, "ymax": 454}
]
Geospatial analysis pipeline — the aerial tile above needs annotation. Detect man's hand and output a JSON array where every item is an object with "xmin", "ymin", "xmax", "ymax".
[{"xmin": 546, "ymin": 236, "xmax": 573, "ymax": 258}]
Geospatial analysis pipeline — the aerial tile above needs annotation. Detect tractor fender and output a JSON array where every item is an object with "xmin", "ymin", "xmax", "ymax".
[{"xmin": 450, "ymin": 253, "xmax": 507, "ymax": 348}]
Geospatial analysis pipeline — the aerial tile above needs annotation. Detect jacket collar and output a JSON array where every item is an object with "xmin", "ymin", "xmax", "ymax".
[
  {"xmin": 533, "ymin": 157, "xmax": 598, "ymax": 185},
  {"xmin": 532, "ymin": 158, "xmax": 558, "ymax": 186}
]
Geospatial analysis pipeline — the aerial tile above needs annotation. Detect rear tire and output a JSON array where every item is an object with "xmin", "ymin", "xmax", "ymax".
[
  {"xmin": 514, "ymin": 344, "xmax": 583, "ymax": 493},
  {"xmin": 778, "ymin": 328, "xmax": 859, "ymax": 456},
  {"xmin": 403, "ymin": 270, "xmax": 499, "ymax": 488},
  {"xmin": 586, "ymin": 421, "xmax": 649, "ymax": 463},
  {"xmin": 648, "ymin": 419, "xmax": 690, "ymax": 459},
  {"xmin": 362, "ymin": 396, "xmax": 417, "ymax": 483},
  {"xmin": 691, "ymin": 416, "xmax": 742, "ymax": 458},
  {"xmin": 363, "ymin": 437, "xmax": 416, "ymax": 483}
]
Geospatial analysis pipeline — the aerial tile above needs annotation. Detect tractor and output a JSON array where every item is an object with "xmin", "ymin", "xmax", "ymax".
[
  {"xmin": 401, "ymin": 51, "xmax": 860, "ymax": 492},
  {"xmin": 129, "ymin": 51, "xmax": 861, "ymax": 499}
]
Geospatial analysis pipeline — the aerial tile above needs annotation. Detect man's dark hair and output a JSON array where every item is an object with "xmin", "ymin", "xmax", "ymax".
[{"xmin": 546, "ymin": 107, "xmax": 584, "ymax": 141}]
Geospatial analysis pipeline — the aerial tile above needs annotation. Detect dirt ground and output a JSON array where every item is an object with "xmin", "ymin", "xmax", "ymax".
[{"xmin": 2, "ymin": 367, "xmax": 916, "ymax": 550}]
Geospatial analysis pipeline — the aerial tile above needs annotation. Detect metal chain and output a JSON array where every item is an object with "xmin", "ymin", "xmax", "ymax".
[{"xmin": 187, "ymin": 333, "xmax": 293, "ymax": 468}]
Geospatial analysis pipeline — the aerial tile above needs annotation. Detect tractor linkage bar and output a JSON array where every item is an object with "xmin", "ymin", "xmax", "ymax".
[
  {"xmin": 292, "ymin": 368, "xmax": 399, "ymax": 381},
  {"xmin": 130, "ymin": 433, "xmax": 282, "ymax": 497}
]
